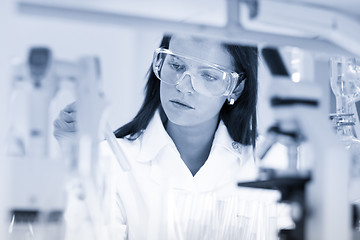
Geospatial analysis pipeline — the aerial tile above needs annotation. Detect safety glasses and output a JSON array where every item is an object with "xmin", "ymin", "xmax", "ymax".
[{"xmin": 152, "ymin": 48, "xmax": 243, "ymax": 97}]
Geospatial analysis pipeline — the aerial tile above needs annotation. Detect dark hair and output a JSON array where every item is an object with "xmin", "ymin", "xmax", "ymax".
[{"xmin": 115, "ymin": 35, "xmax": 258, "ymax": 147}]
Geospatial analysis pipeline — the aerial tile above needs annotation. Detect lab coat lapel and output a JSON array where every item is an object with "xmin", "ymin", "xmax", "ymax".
[
  {"xmin": 150, "ymin": 147, "xmax": 198, "ymax": 191},
  {"xmin": 140, "ymin": 112, "xmax": 253, "ymax": 192},
  {"xmin": 136, "ymin": 111, "xmax": 172, "ymax": 163},
  {"xmin": 193, "ymin": 121, "xmax": 251, "ymax": 192},
  {"xmin": 193, "ymin": 147, "xmax": 241, "ymax": 192}
]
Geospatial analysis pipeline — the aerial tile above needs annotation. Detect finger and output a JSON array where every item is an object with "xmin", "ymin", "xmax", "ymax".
[
  {"xmin": 53, "ymin": 119, "xmax": 71, "ymax": 131},
  {"xmin": 64, "ymin": 102, "xmax": 77, "ymax": 113},
  {"xmin": 59, "ymin": 110, "xmax": 77, "ymax": 123},
  {"xmin": 53, "ymin": 129, "xmax": 77, "ymax": 142},
  {"xmin": 53, "ymin": 119, "xmax": 77, "ymax": 132}
]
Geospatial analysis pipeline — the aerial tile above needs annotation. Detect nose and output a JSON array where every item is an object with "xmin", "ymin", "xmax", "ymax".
[{"xmin": 176, "ymin": 71, "xmax": 195, "ymax": 94}]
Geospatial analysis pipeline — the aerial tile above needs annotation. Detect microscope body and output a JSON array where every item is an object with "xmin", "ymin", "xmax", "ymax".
[{"xmin": 239, "ymin": 48, "xmax": 354, "ymax": 240}]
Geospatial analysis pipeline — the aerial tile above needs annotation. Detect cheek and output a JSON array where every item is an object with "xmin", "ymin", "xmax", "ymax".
[
  {"xmin": 160, "ymin": 81, "xmax": 227, "ymax": 125},
  {"xmin": 160, "ymin": 82, "xmax": 173, "ymax": 102},
  {"xmin": 198, "ymin": 97, "xmax": 226, "ymax": 114}
]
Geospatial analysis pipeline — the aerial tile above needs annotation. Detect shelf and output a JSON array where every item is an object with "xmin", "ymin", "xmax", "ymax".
[
  {"xmin": 16, "ymin": 0, "xmax": 360, "ymax": 56},
  {"xmin": 17, "ymin": 0, "xmax": 228, "ymax": 27}
]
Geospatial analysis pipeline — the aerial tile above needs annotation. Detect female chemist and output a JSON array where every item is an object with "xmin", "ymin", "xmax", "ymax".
[{"xmin": 55, "ymin": 34, "xmax": 285, "ymax": 239}]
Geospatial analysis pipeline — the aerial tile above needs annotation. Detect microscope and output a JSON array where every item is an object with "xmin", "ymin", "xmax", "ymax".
[
  {"xmin": 5, "ymin": 47, "xmax": 108, "ymax": 240},
  {"xmin": 238, "ymin": 47, "xmax": 359, "ymax": 240}
]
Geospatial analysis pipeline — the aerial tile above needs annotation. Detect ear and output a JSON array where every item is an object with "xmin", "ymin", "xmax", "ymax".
[{"xmin": 228, "ymin": 79, "xmax": 246, "ymax": 102}]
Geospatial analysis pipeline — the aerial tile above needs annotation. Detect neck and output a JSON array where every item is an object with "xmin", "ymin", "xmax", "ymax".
[{"xmin": 165, "ymin": 116, "xmax": 219, "ymax": 175}]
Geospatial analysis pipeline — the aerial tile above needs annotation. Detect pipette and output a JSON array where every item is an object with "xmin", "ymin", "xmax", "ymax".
[
  {"xmin": 103, "ymin": 123, "xmax": 148, "ymax": 239},
  {"xmin": 104, "ymin": 123, "xmax": 131, "ymax": 172}
]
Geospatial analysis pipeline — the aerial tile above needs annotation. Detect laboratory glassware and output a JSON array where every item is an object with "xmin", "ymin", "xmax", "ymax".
[
  {"xmin": 330, "ymin": 56, "xmax": 360, "ymax": 232},
  {"xmin": 330, "ymin": 56, "xmax": 360, "ymax": 179}
]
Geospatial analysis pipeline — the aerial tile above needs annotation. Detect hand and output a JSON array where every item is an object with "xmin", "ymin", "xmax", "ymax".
[{"xmin": 53, "ymin": 102, "xmax": 77, "ymax": 142}]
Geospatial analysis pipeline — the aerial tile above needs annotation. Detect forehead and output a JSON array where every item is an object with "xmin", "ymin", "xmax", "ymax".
[{"xmin": 168, "ymin": 35, "xmax": 233, "ymax": 69}]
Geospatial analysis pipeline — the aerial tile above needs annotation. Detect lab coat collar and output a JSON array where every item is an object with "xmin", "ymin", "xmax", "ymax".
[
  {"xmin": 136, "ymin": 111, "xmax": 177, "ymax": 163},
  {"xmin": 189, "ymin": 121, "xmax": 252, "ymax": 192},
  {"xmin": 137, "ymin": 111, "xmax": 245, "ymax": 163},
  {"xmin": 212, "ymin": 120, "xmax": 246, "ymax": 158},
  {"xmin": 149, "ymin": 130, "xmax": 251, "ymax": 192},
  {"xmin": 137, "ymin": 111, "xmax": 252, "ymax": 192}
]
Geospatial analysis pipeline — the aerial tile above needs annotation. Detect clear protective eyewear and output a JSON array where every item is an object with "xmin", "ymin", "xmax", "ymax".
[{"xmin": 152, "ymin": 48, "xmax": 243, "ymax": 97}]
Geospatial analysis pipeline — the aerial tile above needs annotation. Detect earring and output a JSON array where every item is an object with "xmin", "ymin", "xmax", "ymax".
[{"xmin": 227, "ymin": 98, "xmax": 235, "ymax": 105}]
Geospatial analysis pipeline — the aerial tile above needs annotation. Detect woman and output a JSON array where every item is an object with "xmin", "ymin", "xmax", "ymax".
[{"xmin": 55, "ymin": 34, "xmax": 282, "ymax": 239}]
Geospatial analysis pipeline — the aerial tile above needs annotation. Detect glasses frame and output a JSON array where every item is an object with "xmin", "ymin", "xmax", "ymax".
[{"xmin": 152, "ymin": 48, "xmax": 243, "ymax": 97}]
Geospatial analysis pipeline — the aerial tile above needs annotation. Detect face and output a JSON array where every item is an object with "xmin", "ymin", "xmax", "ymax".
[{"xmin": 160, "ymin": 35, "xmax": 235, "ymax": 127}]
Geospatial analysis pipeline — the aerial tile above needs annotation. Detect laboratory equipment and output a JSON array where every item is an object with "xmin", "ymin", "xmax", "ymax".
[
  {"xmin": 330, "ymin": 57, "xmax": 360, "ymax": 107},
  {"xmin": 6, "ymin": 48, "xmax": 67, "ymax": 240},
  {"xmin": 5, "ymin": 46, "xmax": 150, "ymax": 240},
  {"xmin": 5, "ymin": 47, "xmax": 109, "ymax": 240},
  {"xmin": 329, "ymin": 57, "xmax": 360, "ymax": 231},
  {"xmin": 166, "ymin": 189, "xmax": 279, "ymax": 240},
  {"xmin": 15, "ymin": 0, "xmax": 360, "ymax": 56},
  {"xmin": 104, "ymin": 123, "xmax": 149, "ymax": 240},
  {"xmin": 330, "ymin": 56, "xmax": 360, "ymax": 179},
  {"xmin": 238, "ymin": 47, "xmax": 356, "ymax": 240}
]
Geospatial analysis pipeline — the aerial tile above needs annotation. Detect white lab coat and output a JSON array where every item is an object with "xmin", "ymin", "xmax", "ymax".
[{"xmin": 98, "ymin": 111, "xmax": 291, "ymax": 240}]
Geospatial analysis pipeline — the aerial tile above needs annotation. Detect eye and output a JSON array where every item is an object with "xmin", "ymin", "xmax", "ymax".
[
  {"xmin": 200, "ymin": 69, "xmax": 223, "ymax": 82},
  {"xmin": 168, "ymin": 62, "xmax": 186, "ymax": 71},
  {"xmin": 201, "ymin": 73, "xmax": 218, "ymax": 81}
]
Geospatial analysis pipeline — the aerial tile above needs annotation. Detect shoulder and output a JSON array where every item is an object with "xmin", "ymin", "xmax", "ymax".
[
  {"xmin": 213, "ymin": 121, "xmax": 254, "ymax": 162},
  {"xmin": 99, "ymin": 110, "xmax": 172, "ymax": 165},
  {"xmin": 99, "ymin": 136, "xmax": 141, "ymax": 170}
]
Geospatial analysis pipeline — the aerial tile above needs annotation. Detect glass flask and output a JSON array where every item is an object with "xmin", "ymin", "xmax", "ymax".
[
  {"xmin": 330, "ymin": 57, "xmax": 360, "ymax": 108},
  {"xmin": 330, "ymin": 56, "xmax": 360, "ymax": 179},
  {"xmin": 330, "ymin": 57, "xmax": 360, "ymax": 232},
  {"xmin": 330, "ymin": 113, "xmax": 360, "ymax": 178}
]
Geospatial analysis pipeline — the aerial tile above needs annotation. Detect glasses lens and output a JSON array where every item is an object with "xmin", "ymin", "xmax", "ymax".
[
  {"xmin": 153, "ymin": 49, "xmax": 235, "ymax": 96},
  {"xmin": 194, "ymin": 68, "xmax": 230, "ymax": 96}
]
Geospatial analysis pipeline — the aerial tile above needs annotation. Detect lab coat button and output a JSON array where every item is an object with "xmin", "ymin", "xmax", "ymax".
[{"xmin": 232, "ymin": 142, "xmax": 242, "ymax": 153}]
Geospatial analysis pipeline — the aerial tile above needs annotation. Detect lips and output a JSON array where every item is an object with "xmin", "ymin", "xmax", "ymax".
[{"xmin": 169, "ymin": 99, "xmax": 194, "ymax": 109}]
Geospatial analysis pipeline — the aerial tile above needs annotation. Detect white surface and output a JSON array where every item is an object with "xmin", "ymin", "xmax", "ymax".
[
  {"xmin": 15, "ymin": 0, "xmax": 356, "ymax": 55},
  {"xmin": 16, "ymin": 0, "xmax": 360, "ymax": 23},
  {"xmin": 0, "ymin": 1, "xmax": 13, "ymax": 238},
  {"xmin": 16, "ymin": 0, "xmax": 228, "ymax": 26},
  {"xmin": 295, "ymin": 0, "xmax": 360, "ymax": 19}
]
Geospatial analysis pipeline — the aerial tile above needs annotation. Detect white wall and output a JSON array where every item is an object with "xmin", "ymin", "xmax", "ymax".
[{"xmin": 2, "ymin": 2, "xmax": 164, "ymax": 128}]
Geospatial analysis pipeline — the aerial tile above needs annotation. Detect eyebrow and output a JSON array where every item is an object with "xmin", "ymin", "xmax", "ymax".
[
  {"xmin": 169, "ymin": 55, "xmax": 188, "ymax": 66},
  {"xmin": 197, "ymin": 64, "xmax": 229, "ymax": 73},
  {"xmin": 169, "ymin": 55, "xmax": 182, "ymax": 61},
  {"xmin": 170, "ymin": 53, "xmax": 233, "ymax": 72},
  {"xmin": 197, "ymin": 66, "xmax": 222, "ymax": 71}
]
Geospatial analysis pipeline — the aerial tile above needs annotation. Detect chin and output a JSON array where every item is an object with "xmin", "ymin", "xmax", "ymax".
[{"xmin": 166, "ymin": 113, "xmax": 198, "ymax": 126}]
